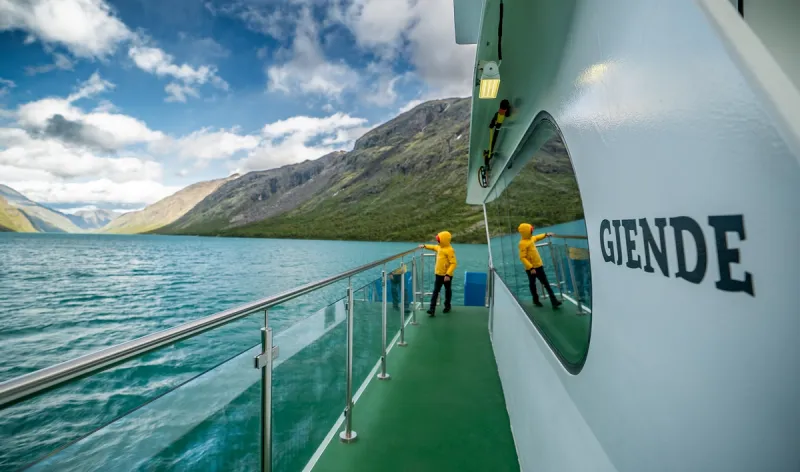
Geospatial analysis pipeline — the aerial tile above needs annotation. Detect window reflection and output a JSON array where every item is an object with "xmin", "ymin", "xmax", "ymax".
[{"xmin": 486, "ymin": 130, "xmax": 592, "ymax": 373}]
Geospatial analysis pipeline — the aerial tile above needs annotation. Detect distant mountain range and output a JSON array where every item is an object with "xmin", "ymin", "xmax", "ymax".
[{"xmin": 0, "ymin": 98, "xmax": 582, "ymax": 242}]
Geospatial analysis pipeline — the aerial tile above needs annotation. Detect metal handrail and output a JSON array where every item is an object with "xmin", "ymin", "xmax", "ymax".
[
  {"xmin": 0, "ymin": 247, "xmax": 420, "ymax": 408},
  {"xmin": 549, "ymin": 233, "xmax": 588, "ymax": 240}
]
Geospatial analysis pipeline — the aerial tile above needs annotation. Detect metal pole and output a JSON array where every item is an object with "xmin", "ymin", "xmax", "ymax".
[
  {"xmin": 254, "ymin": 309, "xmax": 274, "ymax": 472},
  {"xmin": 411, "ymin": 256, "xmax": 419, "ymax": 325},
  {"xmin": 378, "ymin": 268, "xmax": 390, "ymax": 380},
  {"xmin": 340, "ymin": 280, "xmax": 358, "ymax": 442},
  {"xmin": 420, "ymin": 253, "xmax": 425, "ymax": 308},
  {"xmin": 548, "ymin": 238, "xmax": 564, "ymax": 302},
  {"xmin": 565, "ymin": 242, "xmax": 584, "ymax": 315},
  {"xmin": 398, "ymin": 257, "xmax": 408, "ymax": 347}
]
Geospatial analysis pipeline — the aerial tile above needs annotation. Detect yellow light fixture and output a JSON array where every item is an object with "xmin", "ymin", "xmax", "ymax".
[{"xmin": 479, "ymin": 61, "xmax": 500, "ymax": 99}]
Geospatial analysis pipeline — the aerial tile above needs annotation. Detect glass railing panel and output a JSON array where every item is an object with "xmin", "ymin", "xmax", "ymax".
[
  {"xmin": 271, "ymin": 295, "xmax": 348, "ymax": 472},
  {"xmin": 30, "ymin": 339, "xmax": 263, "ymax": 471},
  {"xmin": 1, "ymin": 311, "xmax": 263, "ymax": 470},
  {"xmin": 352, "ymin": 271, "xmax": 385, "ymax": 391}
]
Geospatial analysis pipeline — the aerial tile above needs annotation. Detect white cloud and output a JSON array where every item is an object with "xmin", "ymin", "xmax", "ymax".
[
  {"xmin": 236, "ymin": 112, "xmax": 368, "ymax": 172},
  {"xmin": 66, "ymin": 71, "xmax": 114, "ymax": 102},
  {"xmin": 16, "ymin": 73, "xmax": 164, "ymax": 150},
  {"xmin": 0, "ymin": 128, "xmax": 163, "ymax": 183},
  {"xmin": 0, "ymin": 0, "xmax": 131, "ymax": 58},
  {"xmin": 9, "ymin": 179, "xmax": 180, "ymax": 206},
  {"xmin": 24, "ymin": 53, "xmax": 74, "ymax": 76},
  {"xmin": 164, "ymin": 82, "xmax": 200, "ymax": 103},
  {"xmin": 0, "ymin": 78, "xmax": 15, "ymax": 97},
  {"xmin": 156, "ymin": 127, "xmax": 260, "ymax": 161},
  {"xmin": 267, "ymin": 8, "xmax": 359, "ymax": 98},
  {"xmin": 129, "ymin": 45, "xmax": 229, "ymax": 102},
  {"xmin": 339, "ymin": 0, "xmax": 414, "ymax": 56}
]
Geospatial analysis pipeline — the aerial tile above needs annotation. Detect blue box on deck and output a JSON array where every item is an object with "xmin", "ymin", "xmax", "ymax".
[{"xmin": 464, "ymin": 272, "xmax": 487, "ymax": 306}]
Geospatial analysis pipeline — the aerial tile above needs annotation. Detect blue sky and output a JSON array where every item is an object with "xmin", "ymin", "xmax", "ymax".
[{"xmin": 0, "ymin": 0, "xmax": 474, "ymax": 211}]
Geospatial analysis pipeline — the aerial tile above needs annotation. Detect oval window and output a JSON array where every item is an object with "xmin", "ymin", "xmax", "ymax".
[{"xmin": 486, "ymin": 119, "xmax": 591, "ymax": 373}]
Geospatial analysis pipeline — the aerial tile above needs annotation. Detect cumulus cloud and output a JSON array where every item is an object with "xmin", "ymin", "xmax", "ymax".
[
  {"xmin": 0, "ymin": 128, "xmax": 163, "ymax": 183},
  {"xmin": 236, "ymin": 112, "xmax": 369, "ymax": 172},
  {"xmin": 267, "ymin": 8, "xmax": 359, "ymax": 98},
  {"xmin": 155, "ymin": 127, "xmax": 260, "ymax": 161},
  {"xmin": 0, "ymin": 0, "xmax": 131, "ymax": 58},
  {"xmin": 129, "ymin": 45, "xmax": 229, "ymax": 102}
]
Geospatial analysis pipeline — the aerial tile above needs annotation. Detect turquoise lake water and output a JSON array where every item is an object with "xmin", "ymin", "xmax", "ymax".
[{"xmin": 0, "ymin": 234, "xmax": 490, "ymax": 471}]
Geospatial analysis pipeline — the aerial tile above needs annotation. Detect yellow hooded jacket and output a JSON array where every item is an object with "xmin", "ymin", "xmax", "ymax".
[
  {"xmin": 423, "ymin": 231, "xmax": 457, "ymax": 277},
  {"xmin": 518, "ymin": 223, "xmax": 548, "ymax": 270}
]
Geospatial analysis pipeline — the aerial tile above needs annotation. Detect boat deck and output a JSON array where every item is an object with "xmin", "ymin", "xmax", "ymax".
[{"xmin": 312, "ymin": 305, "xmax": 520, "ymax": 472}]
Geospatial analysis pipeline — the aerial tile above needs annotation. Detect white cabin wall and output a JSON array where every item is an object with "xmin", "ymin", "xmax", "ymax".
[
  {"xmin": 490, "ymin": 273, "xmax": 615, "ymax": 472},
  {"xmin": 477, "ymin": 0, "xmax": 800, "ymax": 470}
]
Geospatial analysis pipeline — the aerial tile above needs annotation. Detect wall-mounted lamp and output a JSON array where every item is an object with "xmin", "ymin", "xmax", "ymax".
[{"xmin": 479, "ymin": 61, "xmax": 500, "ymax": 99}]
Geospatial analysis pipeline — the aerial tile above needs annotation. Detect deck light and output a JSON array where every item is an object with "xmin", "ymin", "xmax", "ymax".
[{"xmin": 479, "ymin": 61, "xmax": 500, "ymax": 99}]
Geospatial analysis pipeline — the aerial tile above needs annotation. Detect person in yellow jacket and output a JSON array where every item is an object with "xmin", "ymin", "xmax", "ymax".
[
  {"xmin": 418, "ymin": 231, "xmax": 457, "ymax": 316},
  {"xmin": 518, "ymin": 223, "xmax": 562, "ymax": 308}
]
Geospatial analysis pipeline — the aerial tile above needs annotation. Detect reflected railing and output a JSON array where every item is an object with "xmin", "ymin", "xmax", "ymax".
[
  {"xmin": 536, "ymin": 234, "xmax": 592, "ymax": 312},
  {"xmin": 0, "ymin": 248, "xmax": 428, "ymax": 471}
]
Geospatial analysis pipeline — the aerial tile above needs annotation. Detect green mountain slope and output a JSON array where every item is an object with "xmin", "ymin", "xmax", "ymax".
[
  {"xmin": 0, "ymin": 184, "xmax": 83, "ymax": 233},
  {"xmin": 0, "ymin": 196, "xmax": 36, "ymax": 232},
  {"xmin": 157, "ymin": 98, "xmax": 583, "ymax": 243},
  {"xmin": 102, "ymin": 176, "xmax": 236, "ymax": 234}
]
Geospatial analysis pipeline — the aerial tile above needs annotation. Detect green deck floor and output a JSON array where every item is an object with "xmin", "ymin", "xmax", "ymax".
[{"xmin": 313, "ymin": 306, "xmax": 519, "ymax": 472}]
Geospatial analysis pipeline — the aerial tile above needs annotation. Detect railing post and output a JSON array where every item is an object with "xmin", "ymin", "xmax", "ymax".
[
  {"xmin": 378, "ymin": 268, "xmax": 391, "ymax": 380},
  {"xmin": 254, "ymin": 309, "xmax": 279, "ymax": 472},
  {"xmin": 411, "ymin": 256, "xmax": 419, "ymax": 326},
  {"xmin": 340, "ymin": 280, "xmax": 358, "ymax": 443},
  {"xmin": 565, "ymin": 241, "xmax": 584, "ymax": 315},
  {"xmin": 398, "ymin": 257, "xmax": 408, "ymax": 347},
  {"xmin": 548, "ymin": 238, "xmax": 564, "ymax": 302},
  {"xmin": 420, "ymin": 253, "xmax": 425, "ymax": 308}
]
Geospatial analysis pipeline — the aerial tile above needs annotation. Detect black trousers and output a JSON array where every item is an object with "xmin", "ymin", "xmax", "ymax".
[
  {"xmin": 390, "ymin": 274, "xmax": 403, "ymax": 307},
  {"xmin": 430, "ymin": 275, "xmax": 452, "ymax": 311},
  {"xmin": 527, "ymin": 267, "xmax": 558, "ymax": 304}
]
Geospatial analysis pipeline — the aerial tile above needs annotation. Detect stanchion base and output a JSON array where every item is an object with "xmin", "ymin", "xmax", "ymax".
[
  {"xmin": 397, "ymin": 341, "xmax": 408, "ymax": 347},
  {"xmin": 339, "ymin": 431, "xmax": 358, "ymax": 443},
  {"xmin": 377, "ymin": 373, "xmax": 391, "ymax": 380}
]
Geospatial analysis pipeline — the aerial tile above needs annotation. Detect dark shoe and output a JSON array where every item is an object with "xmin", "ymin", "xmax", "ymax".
[
  {"xmin": 392, "ymin": 304, "xmax": 399, "ymax": 310},
  {"xmin": 443, "ymin": 306, "xmax": 451, "ymax": 313},
  {"xmin": 427, "ymin": 309, "xmax": 435, "ymax": 317},
  {"xmin": 552, "ymin": 300, "xmax": 563, "ymax": 308},
  {"xmin": 534, "ymin": 301, "xmax": 544, "ymax": 307}
]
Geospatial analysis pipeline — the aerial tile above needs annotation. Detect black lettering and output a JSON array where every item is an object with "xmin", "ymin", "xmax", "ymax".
[
  {"xmin": 612, "ymin": 220, "xmax": 623, "ymax": 266},
  {"xmin": 708, "ymin": 215, "xmax": 754, "ymax": 296},
  {"xmin": 640, "ymin": 218, "xmax": 669, "ymax": 276},
  {"xmin": 621, "ymin": 219, "xmax": 641, "ymax": 269},
  {"xmin": 670, "ymin": 216, "xmax": 707, "ymax": 284},
  {"xmin": 600, "ymin": 219, "xmax": 614, "ymax": 263}
]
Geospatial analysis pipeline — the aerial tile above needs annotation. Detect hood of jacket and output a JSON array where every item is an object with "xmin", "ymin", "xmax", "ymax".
[
  {"xmin": 518, "ymin": 223, "xmax": 533, "ymax": 239},
  {"xmin": 436, "ymin": 231, "xmax": 452, "ymax": 247}
]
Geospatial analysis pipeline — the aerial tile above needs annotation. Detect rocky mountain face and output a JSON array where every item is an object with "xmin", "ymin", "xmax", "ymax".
[
  {"xmin": 102, "ymin": 176, "xmax": 236, "ymax": 234},
  {"xmin": 158, "ymin": 152, "xmax": 346, "ymax": 234}
]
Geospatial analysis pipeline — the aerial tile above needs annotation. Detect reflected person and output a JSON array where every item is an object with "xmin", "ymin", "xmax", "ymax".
[
  {"xmin": 518, "ymin": 223, "xmax": 562, "ymax": 309},
  {"xmin": 418, "ymin": 231, "xmax": 457, "ymax": 317}
]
